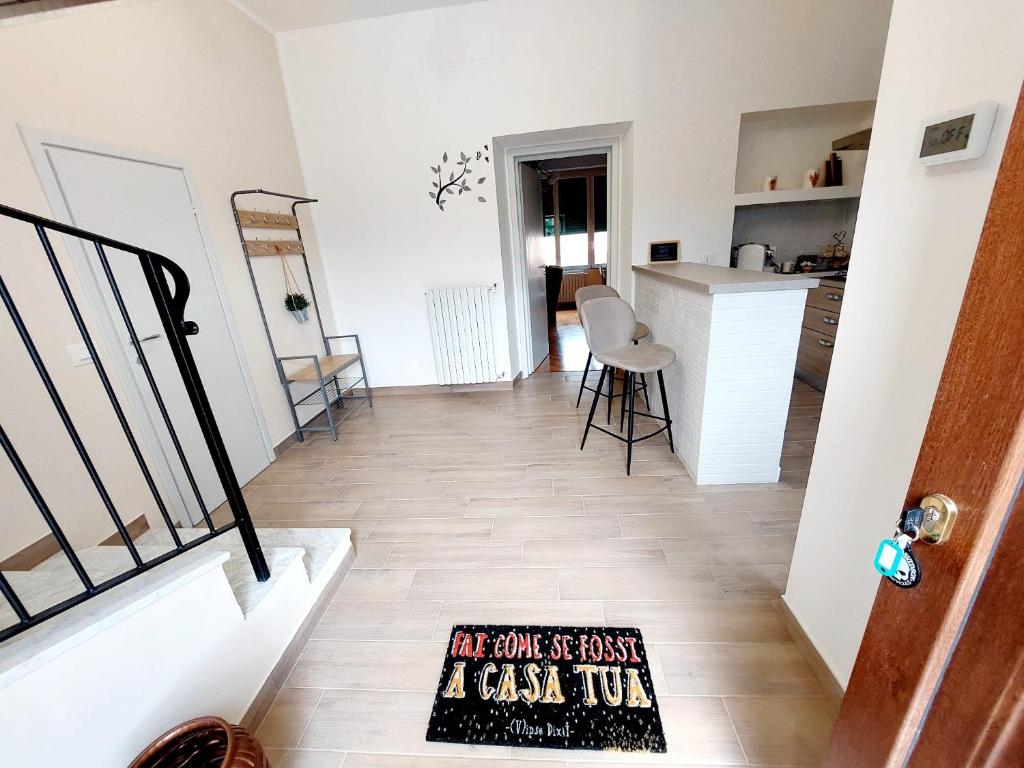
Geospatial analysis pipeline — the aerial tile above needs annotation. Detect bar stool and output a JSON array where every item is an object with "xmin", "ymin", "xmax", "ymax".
[
  {"xmin": 579, "ymin": 297, "xmax": 675, "ymax": 474},
  {"xmin": 574, "ymin": 285, "xmax": 651, "ymax": 416}
]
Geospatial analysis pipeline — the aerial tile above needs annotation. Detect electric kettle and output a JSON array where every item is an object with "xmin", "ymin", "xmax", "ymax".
[{"xmin": 734, "ymin": 243, "xmax": 776, "ymax": 272}]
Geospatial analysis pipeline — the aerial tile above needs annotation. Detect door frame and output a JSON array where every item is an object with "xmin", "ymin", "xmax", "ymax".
[
  {"xmin": 18, "ymin": 126, "xmax": 275, "ymax": 525},
  {"xmin": 494, "ymin": 122, "xmax": 631, "ymax": 379}
]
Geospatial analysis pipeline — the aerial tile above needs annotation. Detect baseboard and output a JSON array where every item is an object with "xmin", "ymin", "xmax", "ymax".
[
  {"xmin": 98, "ymin": 514, "xmax": 150, "ymax": 546},
  {"xmin": 1, "ymin": 514, "xmax": 150, "ymax": 570},
  {"xmin": 241, "ymin": 545, "xmax": 356, "ymax": 732},
  {"xmin": 0, "ymin": 533, "xmax": 60, "ymax": 571},
  {"xmin": 777, "ymin": 596, "xmax": 844, "ymax": 705}
]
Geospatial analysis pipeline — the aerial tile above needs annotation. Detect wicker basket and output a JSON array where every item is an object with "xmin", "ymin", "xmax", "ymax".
[{"xmin": 128, "ymin": 716, "xmax": 270, "ymax": 768}]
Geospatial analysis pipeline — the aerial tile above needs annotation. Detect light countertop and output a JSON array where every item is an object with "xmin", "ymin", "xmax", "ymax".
[{"xmin": 632, "ymin": 263, "xmax": 819, "ymax": 294}]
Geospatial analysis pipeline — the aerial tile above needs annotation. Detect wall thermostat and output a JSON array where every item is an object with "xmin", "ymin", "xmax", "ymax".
[{"xmin": 918, "ymin": 101, "xmax": 997, "ymax": 166}]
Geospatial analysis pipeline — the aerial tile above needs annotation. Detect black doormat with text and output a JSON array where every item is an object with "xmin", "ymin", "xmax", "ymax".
[{"xmin": 426, "ymin": 624, "xmax": 666, "ymax": 753}]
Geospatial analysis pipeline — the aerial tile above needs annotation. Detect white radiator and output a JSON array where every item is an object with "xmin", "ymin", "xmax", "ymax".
[{"xmin": 425, "ymin": 285, "xmax": 498, "ymax": 385}]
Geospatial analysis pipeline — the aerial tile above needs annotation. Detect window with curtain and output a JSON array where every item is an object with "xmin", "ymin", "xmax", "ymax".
[{"xmin": 540, "ymin": 169, "xmax": 608, "ymax": 269}]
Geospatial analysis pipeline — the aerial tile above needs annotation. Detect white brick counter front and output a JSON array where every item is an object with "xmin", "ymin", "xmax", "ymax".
[{"xmin": 632, "ymin": 263, "xmax": 817, "ymax": 485}]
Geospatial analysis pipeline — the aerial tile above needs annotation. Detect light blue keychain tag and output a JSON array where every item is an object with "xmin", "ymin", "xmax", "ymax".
[{"xmin": 874, "ymin": 538, "xmax": 904, "ymax": 578}]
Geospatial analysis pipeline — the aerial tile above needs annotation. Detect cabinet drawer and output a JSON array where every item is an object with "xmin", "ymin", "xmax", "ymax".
[
  {"xmin": 808, "ymin": 285, "xmax": 844, "ymax": 312},
  {"xmin": 803, "ymin": 304, "xmax": 841, "ymax": 337},
  {"xmin": 797, "ymin": 327, "xmax": 835, "ymax": 381}
]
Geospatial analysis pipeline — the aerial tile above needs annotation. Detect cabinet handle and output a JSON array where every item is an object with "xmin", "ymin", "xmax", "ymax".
[
  {"xmin": 825, "ymin": 292, "xmax": 842, "ymax": 301},
  {"xmin": 818, "ymin": 338, "xmax": 835, "ymax": 348},
  {"xmin": 822, "ymin": 317, "xmax": 839, "ymax": 325}
]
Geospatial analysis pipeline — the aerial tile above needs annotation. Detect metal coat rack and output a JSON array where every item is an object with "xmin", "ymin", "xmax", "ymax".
[{"xmin": 231, "ymin": 189, "xmax": 371, "ymax": 442}]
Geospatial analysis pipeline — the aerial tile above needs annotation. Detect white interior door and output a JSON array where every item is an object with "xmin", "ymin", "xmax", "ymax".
[
  {"xmin": 520, "ymin": 164, "xmax": 549, "ymax": 372},
  {"xmin": 26, "ymin": 135, "xmax": 271, "ymax": 526}
]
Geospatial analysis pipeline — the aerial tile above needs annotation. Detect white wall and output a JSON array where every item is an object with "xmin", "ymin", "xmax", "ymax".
[
  {"xmin": 0, "ymin": 0, "xmax": 323, "ymax": 559},
  {"xmin": 784, "ymin": 0, "xmax": 1024, "ymax": 687},
  {"xmin": 276, "ymin": 0, "xmax": 892, "ymax": 386}
]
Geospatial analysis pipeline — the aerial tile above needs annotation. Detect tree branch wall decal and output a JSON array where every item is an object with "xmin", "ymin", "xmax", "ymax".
[{"xmin": 429, "ymin": 144, "xmax": 490, "ymax": 212}]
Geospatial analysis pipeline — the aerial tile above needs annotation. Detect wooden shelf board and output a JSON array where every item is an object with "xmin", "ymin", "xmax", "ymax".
[
  {"xmin": 734, "ymin": 185, "xmax": 862, "ymax": 207},
  {"xmin": 285, "ymin": 354, "xmax": 360, "ymax": 383}
]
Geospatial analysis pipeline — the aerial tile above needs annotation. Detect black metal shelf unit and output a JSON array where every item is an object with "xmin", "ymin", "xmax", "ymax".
[{"xmin": 230, "ymin": 189, "xmax": 371, "ymax": 443}]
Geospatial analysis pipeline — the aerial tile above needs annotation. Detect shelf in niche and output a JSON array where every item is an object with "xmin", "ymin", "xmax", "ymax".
[{"xmin": 734, "ymin": 185, "xmax": 861, "ymax": 207}]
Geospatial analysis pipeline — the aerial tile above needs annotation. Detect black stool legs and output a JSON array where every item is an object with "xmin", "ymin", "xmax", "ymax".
[
  {"xmin": 575, "ymin": 351, "xmax": 593, "ymax": 407},
  {"xmin": 581, "ymin": 364, "xmax": 675, "ymax": 474}
]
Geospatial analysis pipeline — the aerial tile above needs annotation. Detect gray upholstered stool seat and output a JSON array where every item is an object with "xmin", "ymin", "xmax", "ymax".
[
  {"xmin": 575, "ymin": 285, "xmax": 652, "ymax": 409},
  {"xmin": 578, "ymin": 296, "xmax": 675, "ymax": 474},
  {"xmin": 596, "ymin": 342, "xmax": 674, "ymax": 373}
]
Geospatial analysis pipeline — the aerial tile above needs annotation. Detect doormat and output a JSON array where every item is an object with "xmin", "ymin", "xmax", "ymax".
[{"xmin": 426, "ymin": 624, "xmax": 666, "ymax": 753}]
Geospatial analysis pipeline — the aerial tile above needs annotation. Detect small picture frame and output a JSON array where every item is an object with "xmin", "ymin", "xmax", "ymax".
[{"xmin": 648, "ymin": 240, "xmax": 680, "ymax": 263}]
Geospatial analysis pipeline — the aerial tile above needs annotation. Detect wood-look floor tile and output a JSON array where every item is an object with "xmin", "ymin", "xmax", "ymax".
[
  {"xmin": 353, "ymin": 499, "xmax": 469, "ymax": 519},
  {"xmin": 333, "ymin": 568, "xmax": 416, "ymax": 600},
  {"xmin": 247, "ymin": 485, "xmax": 346, "ymax": 503},
  {"xmin": 713, "ymin": 563, "xmax": 790, "ymax": 599},
  {"xmin": 559, "ymin": 567, "xmax": 722, "ymax": 600},
  {"xmin": 618, "ymin": 512, "xmax": 752, "ymax": 539},
  {"xmin": 725, "ymin": 696, "xmax": 838, "ymax": 766},
  {"xmin": 251, "ymin": 501, "xmax": 363, "ymax": 522},
  {"xmin": 523, "ymin": 538, "xmax": 666, "ymax": 567},
  {"xmin": 660, "ymin": 534, "xmax": 796, "ymax": 565},
  {"xmin": 703, "ymin": 489, "xmax": 805, "ymax": 513},
  {"xmin": 467, "ymin": 496, "xmax": 584, "ymax": 518},
  {"xmin": 583, "ymin": 493, "xmax": 712, "ymax": 516},
  {"xmin": 342, "ymin": 757, "xmax": 559, "ymax": 768},
  {"xmin": 407, "ymin": 568, "xmax": 559, "ymax": 601},
  {"xmin": 274, "ymin": 751, "xmax": 345, "ymax": 768},
  {"xmin": 444, "ymin": 479, "xmax": 554, "ymax": 499},
  {"xmin": 329, "ymin": 468, "xmax": 432, "ymax": 484},
  {"xmin": 248, "ymin": 469, "xmax": 336, "ymax": 486},
  {"xmin": 286, "ymin": 639, "xmax": 446, "ymax": 691},
  {"xmin": 656, "ymin": 641, "xmax": 822, "ymax": 695},
  {"xmin": 426, "ymin": 466, "xmax": 528, "ymax": 482},
  {"xmin": 431, "ymin": 600, "xmax": 605, "ymax": 639},
  {"xmin": 319, "ymin": 455, "xmax": 413, "ymax": 469},
  {"xmin": 663, "ymin": 474, "xmax": 698, "ymax": 492},
  {"xmin": 409, "ymin": 452, "xmax": 506, "ymax": 468},
  {"xmin": 386, "ymin": 541, "xmax": 522, "ymax": 569},
  {"xmin": 603, "ymin": 599, "xmax": 790, "ymax": 642},
  {"xmin": 746, "ymin": 508, "xmax": 802, "ymax": 536},
  {"xmin": 501, "ymin": 449, "xmax": 601, "ymax": 465},
  {"xmin": 342, "ymin": 482, "xmax": 450, "ymax": 502},
  {"xmin": 553, "ymin": 477, "xmax": 669, "ymax": 497},
  {"xmin": 255, "ymin": 687, "xmax": 324, "ymax": 748},
  {"xmin": 489, "ymin": 515, "xmax": 619, "ymax": 541},
  {"xmin": 314, "ymin": 600, "xmax": 440, "ymax": 640},
  {"xmin": 299, "ymin": 689, "xmax": 508, "ymax": 756},
  {"xmin": 369, "ymin": 518, "xmax": 492, "ymax": 542},
  {"xmin": 351, "ymin": 542, "xmax": 393, "ymax": 568}
]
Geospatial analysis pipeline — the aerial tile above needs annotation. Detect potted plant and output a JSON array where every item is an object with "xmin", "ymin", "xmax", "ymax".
[{"xmin": 285, "ymin": 291, "xmax": 311, "ymax": 323}]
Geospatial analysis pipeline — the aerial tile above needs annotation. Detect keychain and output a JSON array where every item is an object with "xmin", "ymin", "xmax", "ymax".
[{"xmin": 874, "ymin": 507, "xmax": 923, "ymax": 589}]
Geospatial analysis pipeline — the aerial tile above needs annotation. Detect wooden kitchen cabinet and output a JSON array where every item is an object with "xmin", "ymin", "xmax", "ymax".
[{"xmin": 796, "ymin": 278, "xmax": 844, "ymax": 391}]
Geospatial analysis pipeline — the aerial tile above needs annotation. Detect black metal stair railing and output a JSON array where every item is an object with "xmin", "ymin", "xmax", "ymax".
[{"xmin": 0, "ymin": 202, "xmax": 269, "ymax": 644}]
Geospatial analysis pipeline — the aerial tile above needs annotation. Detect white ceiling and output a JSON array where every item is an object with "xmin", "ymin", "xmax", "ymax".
[{"xmin": 232, "ymin": 0, "xmax": 483, "ymax": 32}]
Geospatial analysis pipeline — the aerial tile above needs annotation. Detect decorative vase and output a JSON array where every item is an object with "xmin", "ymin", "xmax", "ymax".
[
  {"xmin": 129, "ymin": 716, "xmax": 269, "ymax": 768},
  {"xmin": 291, "ymin": 308, "xmax": 309, "ymax": 323}
]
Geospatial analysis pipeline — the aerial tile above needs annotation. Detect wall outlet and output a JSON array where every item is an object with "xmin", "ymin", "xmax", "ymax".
[
  {"xmin": 67, "ymin": 342, "xmax": 93, "ymax": 367},
  {"xmin": 698, "ymin": 253, "xmax": 715, "ymax": 264}
]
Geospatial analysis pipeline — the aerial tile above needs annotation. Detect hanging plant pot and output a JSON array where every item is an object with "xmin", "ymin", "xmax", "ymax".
[{"xmin": 284, "ymin": 291, "xmax": 311, "ymax": 324}]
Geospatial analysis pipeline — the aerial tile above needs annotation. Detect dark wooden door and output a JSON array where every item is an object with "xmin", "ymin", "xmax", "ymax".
[{"xmin": 825, "ymin": 86, "xmax": 1024, "ymax": 767}]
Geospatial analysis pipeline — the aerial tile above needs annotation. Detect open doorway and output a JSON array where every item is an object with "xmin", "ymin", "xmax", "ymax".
[{"xmin": 520, "ymin": 153, "xmax": 609, "ymax": 373}]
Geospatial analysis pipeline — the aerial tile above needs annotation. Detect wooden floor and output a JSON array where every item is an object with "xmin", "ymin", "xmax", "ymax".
[
  {"xmin": 539, "ymin": 309, "xmax": 589, "ymax": 373},
  {"xmin": 246, "ymin": 374, "xmax": 832, "ymax": 767}
]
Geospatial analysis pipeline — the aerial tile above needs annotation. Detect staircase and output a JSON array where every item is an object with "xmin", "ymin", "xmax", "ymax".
[{"xmin": 0, "ymin": 525, "xmax": 353, "ymax": 767}]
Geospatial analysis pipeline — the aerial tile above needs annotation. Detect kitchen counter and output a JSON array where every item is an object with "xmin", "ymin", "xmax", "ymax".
[
  {"xmin": 632, "ymin": 263, "xmax": 812, "ymax": 485},
  {"xmin": 631, "ymin": 262, "xmax": 819, "ymax": 294}
]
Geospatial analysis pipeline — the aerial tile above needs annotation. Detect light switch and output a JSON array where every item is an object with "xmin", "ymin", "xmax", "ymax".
[{"xmin": 67, "ymin": 342, "xmax": 93, "ymax": 367}]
